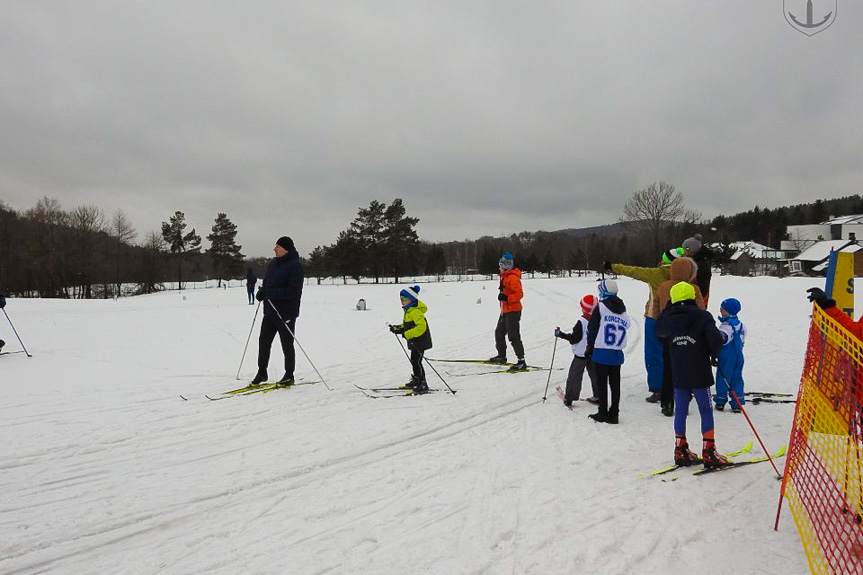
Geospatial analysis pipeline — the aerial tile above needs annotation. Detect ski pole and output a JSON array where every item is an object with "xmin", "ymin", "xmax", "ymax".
[
  {"xmin": 542, "ymin": 334, "xmax": 559, "ymax": 402},
  {"xmin": 717, "ymin": 364, "xmax": 782, "ymax": 478},
  {"xmin": 2, "ymin": 308, "xmax": 32, "ymax": 358},
  {"xmin": 266, "ymin": 300, "xmax": 331, "ymax": 391},
  {"xmin": 235, "ymin": 301, "xmax": 261, "ymax": 379},
  {"xmin": 388, "ymin": 326, "xmax": 456, "ymax": 395}
]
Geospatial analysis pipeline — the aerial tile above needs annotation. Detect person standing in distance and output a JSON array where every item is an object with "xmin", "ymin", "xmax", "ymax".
[
  {"xmin": 245, "ymin": 267, "xmax": 257, "ymax": 305},
  {"xmin": 252, "ymin": 236, "xmax": 304, "ymax": 385},
  {"xmin": 489, "ymin": 252, "xmax": 527, "ymax": 371}
]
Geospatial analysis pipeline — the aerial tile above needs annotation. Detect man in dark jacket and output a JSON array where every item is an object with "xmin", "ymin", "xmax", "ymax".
[
  {"xmin": 252, "ymin": 236, "xmax": 304, "ymax": 385},
  {"xmin": 656, "ymin": 281, "xmax": 729, "ymax": 467},
  {"xmin": 683, "ymin": 234, "xmax": 713, "ymax": 306}
]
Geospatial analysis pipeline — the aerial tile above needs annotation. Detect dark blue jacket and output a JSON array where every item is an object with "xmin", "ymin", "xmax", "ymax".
[
  {"xmin": 655, "ymin": 300, "xmax": 723, "ymax": 389},
  {"xmin": 262, "ymin": 250, "xmax": 304, "ymax": 319}
]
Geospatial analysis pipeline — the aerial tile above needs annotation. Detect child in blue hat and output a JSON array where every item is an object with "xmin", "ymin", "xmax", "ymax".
[
  {"xmin": 714, "ymin": 298, "xmax": 747, "ymax": 412},
  {"xmin": 390, "ymin": 285, "xmax": 433, "ymax": 394}
]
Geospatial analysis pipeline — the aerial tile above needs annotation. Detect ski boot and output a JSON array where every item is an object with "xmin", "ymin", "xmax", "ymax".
[
  {"xmin": 508, "ymin": 359, "xmax": 528, "ymax": 371},
  {"xmin": 661, "ymin": 402, "xmax": 674, "ymax": 417},
  {"xmin": 0, "ymin": 339, "xmax": 4, "ymax": 353},
  {"xmin": 413, "ymin": 379, "xmax": 429, "ymax": 394},
  {"xmin": 674, "ymin": 437, "xmax": 701, "ymax": 466},
  {"xmin": 702, "ymin": 440, "xmax": 732, "ymax": 468},
  {"xmin": 488, "ymin": 355, "xmax": 507, "ymax": 364},
  {"xmin": 404, "ymin": 375, "xmax": 419, "ymax": 389},
  {"xmin": 714, "ymin": 403, "xmax": 725, "ymax": 412},
  {"xmin": 645, "ymin": 391, "xmax": 661, "ymax": 403},
  {"xmin": 588, "ymin": 410, "xmax": 608, "ymax": 423},
  {"xmin": 250, "ymin": 370, "xmax": 268, "ymax": 386},
  {"xmin": 277, "ymin": 373, "xmax": 295, "ymax": 386},
  {"xmin": 605, "ymin": 411, "xmax": 619, "ymax": 425}
]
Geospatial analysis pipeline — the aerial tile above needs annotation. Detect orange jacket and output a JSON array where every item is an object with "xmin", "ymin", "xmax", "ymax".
[
  {"xmin": 499, "ymin": 268, "xmax": 523, "ymax": 313},
  {"xmin": 824, "ymin": 305, "xmax": 863, "ymax": 340}
]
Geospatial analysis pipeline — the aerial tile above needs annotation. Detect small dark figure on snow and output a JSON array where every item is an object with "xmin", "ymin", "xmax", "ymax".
[
  {"xmin": 389, "ymin": 286, "xmax": 432, "ymax": 394},
  {"xmin": 555, "ymin": 294, "xmax": 599, "ymax": 406},
  {"xmin": 246, "ymin": 268, "xmax": 257, "ymax": 305},
  {"xmin": 251, "ymin": 236, "xmax": 303, "ymax": 386},
  {"xmin": 656, "ymin": 282, "xmax": 730, "ymax": 468}
]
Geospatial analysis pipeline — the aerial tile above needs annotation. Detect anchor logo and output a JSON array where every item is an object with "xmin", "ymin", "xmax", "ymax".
[{"xmin": 784, "ymin": 0, "xmax": 837, "ymax": 36}]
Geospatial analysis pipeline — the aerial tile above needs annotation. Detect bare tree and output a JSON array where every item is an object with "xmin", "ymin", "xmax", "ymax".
[
  {"xmin": 621, "ymin": 181, "xmax": 688, "ymax": 259},
  {"xmin": 110, "ymin": 209, "xmax": 137, "ymax": 297}
]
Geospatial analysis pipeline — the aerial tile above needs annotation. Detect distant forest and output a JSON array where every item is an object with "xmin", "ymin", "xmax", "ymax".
[{"xmin": 1, "ymin": 192, "xmax": 861, "ymax": 298}]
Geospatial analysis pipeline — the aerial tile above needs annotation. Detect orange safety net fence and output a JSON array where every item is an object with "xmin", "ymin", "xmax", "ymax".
[{"xmin": 779, "ymin": 305, "xmax": 863, "ymax": 574}]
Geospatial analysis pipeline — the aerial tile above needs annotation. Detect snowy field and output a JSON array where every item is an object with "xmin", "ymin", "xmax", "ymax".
[{"xmin": 0, "ymin": 274, "xmax": 825, "ymax": 574}]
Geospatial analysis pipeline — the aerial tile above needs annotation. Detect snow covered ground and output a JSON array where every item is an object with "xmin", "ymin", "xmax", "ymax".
[{"xmin": 0, "ymin": 274, "xmax": 822, "ymax": 574}]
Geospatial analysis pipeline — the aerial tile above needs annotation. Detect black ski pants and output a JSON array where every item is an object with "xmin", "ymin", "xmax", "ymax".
[
  {"xmin": 494, "ymin": 311, "xmax": 525, "ymax": 360},
  {"xmin": 257, "ymin": 315, "xmax": 296, "ymax": 377},
  {"xmin": 410, "ymin": 349, "xmax": 426, "ymax": 381},
  {"xmin": 595, "ymin": 363, "xmax": 622, "ymax": 416}
]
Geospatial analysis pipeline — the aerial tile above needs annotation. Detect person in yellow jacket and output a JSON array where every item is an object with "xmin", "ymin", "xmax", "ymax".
[
  {"xmin": 602, "ymin": 248, "xmax": 682, "ymax": 402},
  {"xmin": 389, "ymin": 285, "xmax": 433, "ymax": 394},
  {"xmin": 489, "ymin": 252, "xmax": 527, "ymax": 371}
]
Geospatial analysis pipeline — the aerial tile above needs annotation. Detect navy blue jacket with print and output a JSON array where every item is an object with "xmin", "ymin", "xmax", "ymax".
[{"xmin": 655, "ymin": 300, "xmax": 723, "ymax": 389}]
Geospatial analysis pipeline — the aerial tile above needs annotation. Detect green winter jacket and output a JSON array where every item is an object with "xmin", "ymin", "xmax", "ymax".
[
  {"xmin": 395, "ymin": 300, "xmax": 433, "ymax": 351},
  {"xmin": 610, "ymin": 263, "xmax": 671, "ymax": 319}
]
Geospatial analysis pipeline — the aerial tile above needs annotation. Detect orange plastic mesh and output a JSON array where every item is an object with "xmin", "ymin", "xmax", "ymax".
[{"xmin": 781, "ymin": 305, "xmax": 863, "ymax": 574}]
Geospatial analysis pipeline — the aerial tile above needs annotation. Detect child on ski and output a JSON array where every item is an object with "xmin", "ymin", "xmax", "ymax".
[
  {"xmin": 655, "ymin": 281, "xmax": 730, "ymax": 467},
  {"xmin": 389, "ymin": 285, "xmax": 433, "ymax": 394},
  {"xmin": 555, "ymin": 294, "xmax": 599, "ymax": 406},
  {"xmin": 489, "ymin": 252, "xmax": 527, "ymax": 371},
  {"xmin": 586, "ymin": 280, "xmax": 630, "ymax": 424},
  {"xmin": 714, "ymin": 298, "xmax": 746, "ymax": 413}
]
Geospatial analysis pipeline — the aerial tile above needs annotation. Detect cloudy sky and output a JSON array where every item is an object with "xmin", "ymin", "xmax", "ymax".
[{"xmin": 1, "ymin": 1, "xmax": 859, "ymax": 257}]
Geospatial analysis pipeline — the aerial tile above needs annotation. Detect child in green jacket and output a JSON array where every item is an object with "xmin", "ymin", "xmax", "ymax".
[{"xmin": 389, "ymin": 285, "xmax": 433, "ymax": 394}]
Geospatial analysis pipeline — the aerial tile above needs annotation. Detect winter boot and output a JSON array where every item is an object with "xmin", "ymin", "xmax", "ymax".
[
  {"xmin": 714, "ymin": 403, "xmax": 725, "ymax": 412},
  {"xmin": 588, "ymin": 410, "xmax": 608, "ymax": 423},
  {"xmin": 605, "ymin": 411, "xmax": 619, "ymax": 425},
  {"xmin": 277, "ymin": 373, "xmax": 295, "ymax": 386},
  {"xmin": 488, "ymin": 355, "xmax": 507, "ymax": 364},
  {"xmin": 645, "ymin": 391, "xmax": 661, "ymax": 403},
  {"xmin": 661, "ymin": 401, "xmax": 674, "ymax": 417},
  {"xmin": 509, "ymin": 359, "xmax": 528, "ymax": 371},
  {"xmin": 250, "ymin": 370, "xmax": 268, "ymax": 386},
  {"xmin": 702, "ymin": 440, "xmax": 731, "ymax": 468},
  {"xmin": 674, "ymin": 437, "xmax": 701, "ymax": 466},
  {"xmin": 413, "ymin": 380, "xmax": 429, "ymax": 394}
]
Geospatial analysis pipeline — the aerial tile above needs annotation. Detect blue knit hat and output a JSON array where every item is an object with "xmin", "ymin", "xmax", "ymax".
[
  {"xmin": 499, "ymin": 252, "xmax": 514, "ymax": 270},
  {"xmin": 598, "ymin": 279, "xmax": 618, "ymax": 300},
  {"xmin": 720, "ymin": 298, "xmax": 741, "ymax": 316},
  {"xmin": 400, "ymin": 285, "xmax": 421, "ymax": 308}
]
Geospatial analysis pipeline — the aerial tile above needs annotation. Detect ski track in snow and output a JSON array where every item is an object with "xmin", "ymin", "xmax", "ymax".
[{"xmin": 0, "ymin": 276, "xmax": 819, "ymax": 574}]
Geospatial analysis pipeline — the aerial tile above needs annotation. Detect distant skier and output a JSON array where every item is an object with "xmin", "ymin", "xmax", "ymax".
[
  {"xmin": 586, "ymin": 280, "xmax": 630, "ymax": 424},
  {"xmin": 555, "ymin": 294, "xmax": 599, "ymax": 406},
  {"xmin": 488, "ymin": 252, "xmax": 527, "ymax": 371},
  {"xmin": 655, "ymin": 255, "xmax": 706, "ymax": 417},
  {"xmin": 1, "ymin": 294, "xmax": 7, "ymax": 352},
  {"xmin": 714, "ymin": 298, "xmax": 746, "ymax": 413},
  {"xmin": 389, "ymin": 285, "xmax": 432, "ymax": 394},
  {"xmin": 252, "ymin": 236, "xmax": 303, "ymax": 385},
  {"xmin": 245, "ymin": 268, "xmax": 257, "ymax": 305},
  {"xmin": 656, "ymin": 281, "xmax": 730, "ymax": 468}
]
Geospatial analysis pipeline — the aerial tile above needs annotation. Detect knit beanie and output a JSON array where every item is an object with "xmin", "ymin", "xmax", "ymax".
[
  {"xmin": 670, "ymin": 281, "xmax": 696, "ymax": 304},
  {"xmin": 276, "ymin": 236, "xmax": 295, "ymax": 251},
  {"xmin": 720, "ymin": 298, "xmax": 741, "ymax": 316},
  {"xmin": 682, "ymin": 236, "xmax": 702, "ymax": 254},
  {"xmin": 499, "ymin": 252, "xmax": 514, "ymax": 270},
  {"xmin": 580, "ymin": 294, "xmax": 597, "ymax": 317},
  {"xmin": 662, "ymin": 247, "xmax": 685, "ymax": 264},
  {"xmin": 598, "ymin": 279, "xmax": 618, "ymax": 300},
  {"xmin": 400, "ymin": 285, "xmax": 421, "ymax": 307}
]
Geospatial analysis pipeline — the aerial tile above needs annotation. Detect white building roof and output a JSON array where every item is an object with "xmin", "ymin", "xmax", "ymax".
[
  {"xmin": 728, "ymin": 241, "xmax": 773, "ymax": 261},
  {"xmin": 793, "ymin": 240, "xmax": 862, "ymax": 263},
  {"xmin": 821, "ymin": 214, "xmax": 863, "ymax": 225}
]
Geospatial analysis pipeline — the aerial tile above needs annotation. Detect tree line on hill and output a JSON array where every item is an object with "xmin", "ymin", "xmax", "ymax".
[{"xmin": 2, "ymin": 189, "xmax": 861, "ymax": 298}]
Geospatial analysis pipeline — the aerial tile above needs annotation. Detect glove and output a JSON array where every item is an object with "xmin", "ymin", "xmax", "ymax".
[
  {"xmin": 255, "ymin": 289, "xmax": 266, "ymax": 302},
  {"xmin": 554, "ymin": 327, "xmax": 562, "ymax": 338},
  {"xmin": 389, "ymin": 324, "xmax": 405, "ymax": 335},
  {"xmin": 497, "ymin": 293, "xmax": 508, "ymax": 302},
  {"xmin": 806, "ymin": 287, "xmax": 836, "ymax": 309},
  {"xmin": 603, "ymin": 260, "xmax": 612, "ymax": 272},
  {"xmin": 0, "ymin": 294, "xmax": 5, "ymax": 309}
]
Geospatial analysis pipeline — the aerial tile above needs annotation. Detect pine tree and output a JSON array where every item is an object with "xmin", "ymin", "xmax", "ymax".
[
  {"xmin": 161, "ymin": 211, "xmax": 201, "ymax": 290},
  {"xmin": 382, "ymin": 199, "xmax": 420, "ymax": 284},
  {"xmin": 206, "ymin": 213, "xmax": 244, "ymax": 287}
]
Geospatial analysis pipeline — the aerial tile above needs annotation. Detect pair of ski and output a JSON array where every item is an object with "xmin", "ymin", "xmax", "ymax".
[
  {"xmin": 354, "ymin": 384, "xmax": 439, "ymax": 398},
  {"xmin": 430, "ymin": 358, "xmax": 548, "ymax": 376},
  {"xmin": 640, "ymin": 442, "xmax": 787, "ymax": 480},
  {"xmin": 554, "ymin": 386, "xmax": 596, "ymax": 410},
  {"xmin": 180, "ymin": 379, "xmax": 319, "ymax": 401}
]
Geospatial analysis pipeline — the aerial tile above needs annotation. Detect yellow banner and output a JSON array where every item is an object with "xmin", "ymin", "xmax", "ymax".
[{"xmin": 827, "ymin": 251, "xmax": 855, "ymax": 319}]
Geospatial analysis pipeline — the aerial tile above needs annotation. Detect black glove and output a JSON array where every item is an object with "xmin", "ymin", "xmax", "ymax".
[
  {"xmin": 806, "ymin": 287, "xmax": 836, "ymax": 309},
  {"xmin": 554, "ymin": 327, "xmax": 562, "ymax": 338},
  {"xmin": 255, "ymin": 288, "xmax": 266, "ymax": 302},
  {"xmin": 0, "ymin": 294, "xmax": 5, "ymax": 309},
  {"xmin": 603, "ymin": 261, "xmax": 612, "ymax": 272},
  {"xmin": 498, "ymin": 293, "xmax": 508, "ymax": 302},
  {"xmin": 389, "ymin": 324, "xmax": 405, "ymax": 335}
]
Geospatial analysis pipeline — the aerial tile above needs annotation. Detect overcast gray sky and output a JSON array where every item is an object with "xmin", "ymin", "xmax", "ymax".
[{"xmin": 1, "ymin": 1, "xmax": 859, "ymax": 257}]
